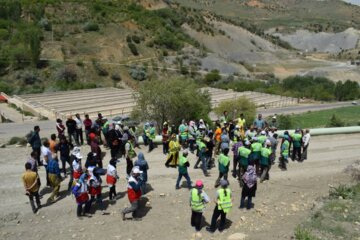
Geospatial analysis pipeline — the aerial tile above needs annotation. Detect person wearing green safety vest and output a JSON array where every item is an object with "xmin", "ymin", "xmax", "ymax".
[
  {"xmin": 206, "ymin": 179, "xmax": 232, "ymax": 233},
  {"xmin": 194, "ymin": 138, "xmax": 209, "ymax": 176},
  {"xmin": 238, "ymin": 140, "xmax": 252, "ymax": 186},
  {"xmin": 175, "ymin": 150, "xmax": 192, "ymax": 189},
  {"xmin": 102, "ymin": 118, "xmax": 110, "ymax": 148},
  {"xmin": 258, "ymin": 131, "xmax": 267, "ymax": 145},
  {"xmin": 148, "ymin": 123, "xmax": 156, "ymax": 153},
  {"xmin": 291, "ymin": 129, "xmax": 303, "ymax": 161},
  {"xmin": 214, "ymin": 148, "xmax": 230, "ymax": 188},
  {"xmin": 250, "ymin": 137, "xmax": 262, "ymax": 175},
  {"xmin": 260, "ymin": 140, "xmax": 272, "ymax": 183},
  {"xmin": 279, "ymin": 136, "xmax": 290, "ymax": 171},
  {"xmin": 178, "ymin": 119, "xmax": 188, "ymax": 148},
  {"xmin": 190, "ymin": 180, "xmax": 210, "ymax": 232}
]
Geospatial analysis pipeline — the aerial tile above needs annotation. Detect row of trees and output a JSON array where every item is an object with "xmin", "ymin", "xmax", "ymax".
[{"xmin": 214, "ymin": 76, "xmax": 360, "ymax": 101}]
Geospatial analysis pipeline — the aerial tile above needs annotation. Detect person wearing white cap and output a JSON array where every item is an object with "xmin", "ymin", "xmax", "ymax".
[
  {"xmin": 237, "ymin": 140, "xmax": 252, "ymax": 186},
  {"xmin": 258, "ymin": 131, "xmax": 267, "ymax": 145},
  {"xmin": 68, "ymin": 147, "xmax": 83, "ymax": 191},
  {"xmin": 260, "ymin": 140, "xmax": 272, "ymax": 182},
  {"xmin": 122, "ymin": 166, "xmax": 144, "ymax": 221}
]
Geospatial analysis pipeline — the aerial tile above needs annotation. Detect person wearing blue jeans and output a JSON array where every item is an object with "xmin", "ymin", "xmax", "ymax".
[
  {"xmin": 176, "ymin": 150, "xmax": 192, "ymax": 189},
  {"xmin": 194, "ymin": 139, "xmax": 209, "ymax": 177}
]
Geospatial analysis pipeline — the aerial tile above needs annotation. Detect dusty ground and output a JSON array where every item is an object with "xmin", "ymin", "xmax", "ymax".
[{"xmin": 0, "ymin": 133, "xmax": 359, "ymax": 240}]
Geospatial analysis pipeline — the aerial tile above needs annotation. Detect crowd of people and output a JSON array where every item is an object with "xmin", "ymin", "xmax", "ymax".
[{"xmin": 22, "ymin": 111, "xmax": 311, "ymax": 233}]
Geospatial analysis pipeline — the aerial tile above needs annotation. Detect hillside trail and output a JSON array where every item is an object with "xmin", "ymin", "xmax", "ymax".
[{"xmin": 0, "ymin": 133, "xmax": 359, "ymax": 240}]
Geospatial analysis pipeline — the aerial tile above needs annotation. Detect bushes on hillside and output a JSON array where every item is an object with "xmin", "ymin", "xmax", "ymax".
[
  {"xmin": 56, "ymin": 66, "xmax": 77, "ymax": 83},
  {"xmin": 214, "ymin": 76, "xmax": 360, "ymax": 102},
  {"xmin": 128, "ymin": 42, "xmax": 139, "ymax": 56},
  {"xmin": 83, "ymin": 22, "xmax": 99, "ymax": 32}
]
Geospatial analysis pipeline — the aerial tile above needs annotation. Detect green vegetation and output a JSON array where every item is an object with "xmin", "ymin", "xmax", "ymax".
[
  {"xmin": 287, "ymin": 106, "xmax": 360, "ymax": 129},
  {"xmin": 213, "ymin": 97, "xmax": 256, "ymax": 128},
  {"xmin": 7, "ymin": 136, "xmax": 27, "ymax": 146},
  {"xmin": 295, "ymin": 181, "xmax": 360, "ymax": 239},
  {"xmin": 132, "ymin": 78, "xmax": 211, "ymax": 130},
  {"xmin": 214, "ymin": 76, "xmax": 360, "ymax": 101}
]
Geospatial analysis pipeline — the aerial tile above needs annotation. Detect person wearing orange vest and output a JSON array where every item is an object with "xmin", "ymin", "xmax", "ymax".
[
  {"xmin": 106, "ymin": 158, "xmax": 119, "ymax": 201},
  {"xmin": 72, "ymin": 172, "xmax": 91, "ymax": 217},
  {"xmin": 122, "ymin": 167, "xmax": 143, "ymax": 221}
]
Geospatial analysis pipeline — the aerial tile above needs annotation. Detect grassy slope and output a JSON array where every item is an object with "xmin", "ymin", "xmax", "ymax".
[
  {"xmin": 174, "ymin": 0, "xmax": 360, "ymax": 32},
  {"xmin": 290, "ymin": 105, "xmax": 360, "ymax": 128},
  {"xmin": 295, "ymin": 183, "xmax": 360, "ymax": 240}
]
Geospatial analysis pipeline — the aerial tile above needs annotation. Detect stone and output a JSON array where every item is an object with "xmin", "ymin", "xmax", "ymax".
[
  {"xmin": 240, "ymin": 216, "xmax": 246, "ymax": 222},
  {"xmin": 72, "ymin": 234, "xmax": 77, "ymax": 238},
  {"xmin": 159, "ymin": 193, "xmax": 165, "ymax": 197},
  {"xmin": 227, "ymin": 233, "xmax": 247, "ymax": 240}
]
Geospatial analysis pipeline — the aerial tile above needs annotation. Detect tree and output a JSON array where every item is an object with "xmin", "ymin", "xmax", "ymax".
[
  {"xmin": 277, "ymin": 114, "xmax": 293, "ymax": 130},
  {"xmin": 132, "ymin": 78, "xmax": 211, "ymax": 130},
  {"xmin": 213, "ymin": 97, "xmax": 256, "ymax": 128}
]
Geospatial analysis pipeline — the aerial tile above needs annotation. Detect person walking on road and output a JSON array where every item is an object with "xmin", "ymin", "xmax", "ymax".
[
  {"xmin": 29, "ymin": 126, "xmax": 41, "ymax": 166},
  {"xmin": 134, "ymin": 152, "xmax": 149, "ymax": 194},
  {"xmin": 190, "ymin": 180, "xmax": 210, "ymax": 232},
  {"xmin": 22, "ymin": 162, "xmax": 41, "ymax": 213},
  {"xmin": 56, "ymin": 119, "xmax": 65, "ymax": 139},
  {"xmin": 46, "ymin": 156, "xmax": 62, "ymax": 203},
  {"xmin": 66, "ymin": 115, "xmax": 77, "ymax": 145},
  {"xmin": 214, "ymin": 148, "xmax": 230, "ymax": 188},
  {"xmin": 291, "ymin": 129, "xmax": 302, "ymax": 161},
  {"xmin": 165, "ymin": 133, "xmax": 180, "ymax": 168},
  {"xmin": 107, "ymin": 158, "xmax": 120, "ymax": 201},
  {"xmin": 240, "ymin": 165, "xmax": 257, "ymax": 209},
  {"xmin": 75, "ymin": 113, "xmax": 84, "ymax": 145},
  {"xmin": 206, "ymin": 179, "xmax": 232, "ymax": 233},
  {"xmin": 175, "ymin": 150, "xmax": 192, "ymax": 190},
  {"xmin": 260, "ymin": 140, "xmax": 272, "ymax": 182},
  {"xmin": 279, "ymin": 135, "xmax": 290, "ymax": 171},
  {"xmin": 122, "ymin": 167, "xmax": 144, "ymax": 221},
  {"xmin": 302, "ymin": 129, "xmax": 311, "ymax": 161}
]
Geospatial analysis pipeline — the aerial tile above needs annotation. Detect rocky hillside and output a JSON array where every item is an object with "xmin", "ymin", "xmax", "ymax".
[{"xmin": 1, "ymin": 0, "xmax": 360, "ymax": 96}]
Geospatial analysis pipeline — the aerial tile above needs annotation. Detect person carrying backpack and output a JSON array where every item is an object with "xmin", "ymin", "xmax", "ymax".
[{"xmin": 28, "ymin": 126, "xmax": 41, "ymax": 166}]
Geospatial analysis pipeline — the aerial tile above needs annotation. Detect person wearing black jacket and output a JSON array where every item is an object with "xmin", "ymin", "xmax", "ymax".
[{"xmin": 66, "ymin": 115, "xmax": 77, "ymax": 145}]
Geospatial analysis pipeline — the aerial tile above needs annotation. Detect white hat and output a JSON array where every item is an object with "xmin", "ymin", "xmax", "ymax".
[
  {"xmin": 72, "ymin": 146, "xmax": 80, "ymax": 155},
  {"xmin": 272, "ymin": 116, "xmax": 277, "ymax": 119},
  {"xmin": 132, "ymin": 167, "xmax": 143, "ymax": 174},
  {"xmin": 261, "ymin": 131, "xmax": 266, "ymax": 135},
  {"xmin": 115, "ymin": 125, "xmax": 120, "ymax": 130},
  {"xmin": 75, "ymin": 152, "xmax": 83, "ymax": 159},
  {"xmin": 245, "ymin": 140, "xmax": 251, "ymax": 146},
  {"xmin": 265, "ymin": 139, "xmax": 271, "ymax": 146}
]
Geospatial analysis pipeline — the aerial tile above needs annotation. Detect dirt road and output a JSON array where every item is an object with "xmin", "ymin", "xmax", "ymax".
[{"xmin": 0, "ymin": 133, "xmax": 359, "ymax": 240}]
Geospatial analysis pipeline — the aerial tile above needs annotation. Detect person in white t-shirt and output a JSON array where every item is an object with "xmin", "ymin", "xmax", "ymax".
[
  {"xmin": 75, "ymin": 113, "xmax": 84, "ymax": 145},
  {"xmin": 41, "ymin": 140, "xmax": 53, "ymax": 186}
]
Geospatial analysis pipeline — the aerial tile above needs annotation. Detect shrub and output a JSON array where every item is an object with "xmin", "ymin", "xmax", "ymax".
[
  {"xmin": 327, "ymin": 114, "xmax": 344, "ymax": 127},
  {"xmin": 0, "ymin": 81, "xmax": 14, "ymax": 94},
  {"xmin": 204, "ymin": 69, "xmax": 221, "ymax": 83},
  {"xmin": 132, "ymin": 35, "xmax": 141, "ymax": 44},
  {"xmin": 38, "ymin": 18, "xmax": 52, "ymax": 31},
  {"xmin": 0, "ymin": 29, "xmax": 9, "ymax": 40},
  {"xmin": 294, "ymin": 226, "xmax": 319, "ymax": 240},
  {"xmin": 22, "ymin": 71, "xmax": 38, "ymax": 85},
  {"xmin": 277, "ymin": 114, "xmax": 293, "ymax": 130},
  {"xmin": 8, "ymin": 136, "xmax": 27, "ymax": 146},
  {"xmin": 111, "ymin": 72, "xmax": 121, "ymax": 81},
  {"xmin": 329, "ymin": 184, "xmax": 357, "ymax": 199},
  {"xmin": 128, "ymin": 65, "xmax": 147, "ymax": 81},
  {"xmin": 92, "ymin": 60, "xmax": 108, "ymax": 76},
  {"xmin": 56, "ymin": 66, "xmax": 77, "ymax": 83},
  {"xmin": 83, "ymin": 22, "xmax": 99, "ymax": 32},
  {"xmin": 126, "ymin": 35, "xmax": 132, "ymax": 43},
  {"xmin": 128, "ymin": 42, "xmax": 139, "ymax": 56}
]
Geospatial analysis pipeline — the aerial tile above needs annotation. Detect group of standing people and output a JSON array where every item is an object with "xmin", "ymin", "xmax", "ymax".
[{"xmin": 22, "ymin": 111, "xmax": 311, "ymax": 234}]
